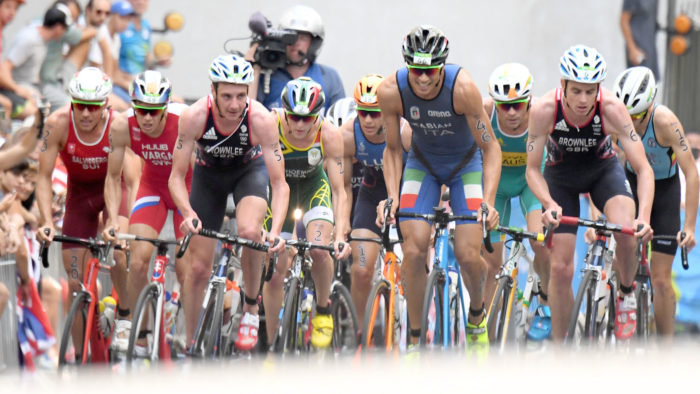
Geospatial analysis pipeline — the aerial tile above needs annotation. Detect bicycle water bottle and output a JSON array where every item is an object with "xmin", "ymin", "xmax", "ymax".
[
  {"xmin": 164, "ymin": 290, "xmax": 180, "ymax": 337},
  {"xmin": 100, "ymin": 296, "xmax": 117, "ymax": 338}
]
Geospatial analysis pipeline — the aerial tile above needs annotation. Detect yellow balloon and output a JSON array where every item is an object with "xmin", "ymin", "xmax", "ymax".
[
  {"xmin": 154, "ymin": 40, "xmax": 173, "ymax": 60},
  {"xmin": 165, "ymin": 12, "xmax": 184, "ymax": 31}
]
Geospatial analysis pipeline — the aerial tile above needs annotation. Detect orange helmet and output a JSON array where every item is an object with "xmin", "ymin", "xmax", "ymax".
[{"xmin": 353, "ymin": 74, "xmax": 384, "ymax": 110}]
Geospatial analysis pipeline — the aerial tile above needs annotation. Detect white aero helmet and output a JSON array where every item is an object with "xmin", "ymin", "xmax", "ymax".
[
  {"xmin": 68, "ymin": 67, "xmax": 112, "ymax": 103},
  {"xmin": 559, "ymin": 45, "xmax": 607, "ymax": 84},
  {"xmin": 209, "ymin": 54, "xmax": 254, "ymax": 85},
  {"xmin": 130, "ymin": 70, "xmax": 172, "ymax": 105},
  {"xmin": 279, "ymin": 5, "xmax": 325, "ymax": 62},
  {"xmin": 613, "ymin": 66, "xmax": 656, "ymax": 115},
  {"xmin": 488, "ymin": 63, "xmax": 533, "ymax": 101},
  {"xmin": 326, "ymin": 97, "xmax": 357, "ymax": 127}
]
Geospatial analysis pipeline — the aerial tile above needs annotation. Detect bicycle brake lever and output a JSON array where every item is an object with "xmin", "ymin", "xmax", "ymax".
[
  {"xmin": 480, "ymin": 202, "xmax": 494, "ymax": 254},
  {"xmin": 681, "ymin": 231, "xmax": 689, "ymax": 270}
]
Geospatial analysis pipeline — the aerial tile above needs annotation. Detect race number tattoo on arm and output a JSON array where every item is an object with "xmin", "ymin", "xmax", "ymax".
[
  {"xmin": 672, "ymin": 125, "xmax": 689, "ymax": 151},
  {"xmin": 623, "ymin": 123, "xmax": 639, "ymax": 142},
  {"xmin": 476, "ymin": 119, "xmax": 490, "ymax": 143},
  {"xmin": 176, "ymin": 134, "xmax": 184, "ymax": 150},
  {"xmin": 272, "ymin": 143, "xmax": 282, "ymax": 162},
  {"xmin": 527, "ymin": 137, "xmax": 535, "ymax": 152},
  {"xmin": 40, "ymin": 127, "xmax": 50, "ymax": 152}
]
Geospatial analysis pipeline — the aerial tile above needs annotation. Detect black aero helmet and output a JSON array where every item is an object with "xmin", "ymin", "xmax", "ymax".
[{"xmin": 402, "ymin": 25, "xmax": 449, "ymax": 66}]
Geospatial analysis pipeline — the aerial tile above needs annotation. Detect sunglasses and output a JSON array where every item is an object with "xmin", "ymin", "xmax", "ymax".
[
  {"xmin": 407, "ymin": 65, "xmax": 442, "ymax": 77},
  {"xmin": 72, "ymin": 100, "xmax": 105, "ymax": 112},
  {"xmin": 286, "ymin": 112, "xmax": 318, "ymax": 123},
  {"xmin": 630, "ymin": 110, "xmax": 648, "ymax": 120},
  {"xmin": 357, "ymin": 109, "xmax": 381, "ymax": 119},
  {"xmin": 133, "ymin": 104, "xmax": 166, "ymax": 117},
  {"xmin": 495, "ymin": 98, "xmax": 529, "ymax": 112}
]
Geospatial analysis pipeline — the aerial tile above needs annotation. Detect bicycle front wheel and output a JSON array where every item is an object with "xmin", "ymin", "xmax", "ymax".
[
  {"xmin": 487, "ymin": 275, "xmax": 514, "ymax": 349},
  {"xmin": 191, "ymin": 285, "xmax": 224, "ymax": 358},
  {"xmin": 635, "ymin": 281, "xmax": 651, "ymax": 341},
  {"xmin": 361, "ymin": 279, "xmax": 391, "ymax": 350},
  {"xmin": 567, "ymin": 270, "xmax": 597, "ymax": 346},
  {"xmin": 273, "ymin": 277, "xmax": 301, "ymax": 354},
  {"xmin": 59, "ymin": 291, "xmax": 90, "ymax": 367},
  {"xmin": 330, "ymin": 282, "xmax": 359, "ymax": 353},
  {"xmin": 419, "ymin": 269, "xmax": 445, "ymax": 347},
  {"xmin": 127, "ymin": 283, "xmax": 160, "ymax": 362}
]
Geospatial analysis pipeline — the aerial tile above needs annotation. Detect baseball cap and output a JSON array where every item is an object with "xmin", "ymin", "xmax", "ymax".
[{"xmin": 110, "ymin": 1, "xmax": 135, "ymax": 16}]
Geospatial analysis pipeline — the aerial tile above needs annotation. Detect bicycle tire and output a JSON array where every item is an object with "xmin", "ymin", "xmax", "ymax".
[
  {"xmin": 419, "ymin": 269, "xmax": 445, "ymax": 347},
  {"xmin": 330, "ymin": 282, "xmax": 359, "ymax": 353},
  {"xmin": 634, "ymin": 282, "xmax": 651, "ymax": 341},
  {"xmin": 487, "ymin": 275, "xmax": 513, "ymax": 349},
  {"xmin": 59, "ymin": 291, "xmax": 90, "ymax": 366},
  {"xmin": 191, "ymin": 286, "xmax": 221, "ymax": 358},
  {"xmin": 273, "ymin": 276, "xmax": 301, "ymax": 354},
  {"xmin": 449, "ymin": 277, "xmax": 465, "ymax": 347},
  {"xmin": 567, "ymin": 270, "xmax": 596, "ymax": 345},
  {"xmin": 361, "ymin": 279, "xmax": 391, "ymax": 349},
  {"xmin": 126, "ymin": 283, "xmax": 159, "ymax": 361}
]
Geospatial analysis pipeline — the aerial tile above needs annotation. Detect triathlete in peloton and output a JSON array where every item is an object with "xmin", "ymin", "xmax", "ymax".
[
  {"xmin": 262, "ymin": 77, "xmax": 350, "ymax": 349},
  {"xmin": 169, "ymin": 54, "xmax": 288, "ymax": 352},
  {"xmin": 526, "ymin": 45, "xmax": 654, "ymax": 342},
  {"xmin": 613, "ymin": 65, "xmax": 698, "ymax": 339},
  {"xmin": 377, "ymin": 25, "xmax": 501, "ymax": 352}
]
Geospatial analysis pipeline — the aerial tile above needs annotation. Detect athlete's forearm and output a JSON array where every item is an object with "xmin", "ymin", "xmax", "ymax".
[
  {"xmin": 684, "ymin": 171, "xmax": 699, "ymax": 232},
  {"xmin": 331, "ymin": 186, "xmax": 348, "ymax": 240},
  {"xmin": 104, "ymin": 174, "xmax": 122, "ymax": 226},
  {"xmin": 526, "ymin": 165, "xmax": 555, "ymax": 209},
  {"xmin": 481, "ymin": 143, "xmax": 501, "ymax": 205},
  {"xmin": 36, "ymin": 175, "xmax": 54, "ymax": 227},
  {"xmin": 268, "ymin": 180, "xmax": 289, "ymax": 236},
  {"xmin": 634, "ymin": 168, "xmax": 655, "ymax": 223},
  {"xmin": 383, "ymin": 146, "xmax": 403, "ymax": 201}
]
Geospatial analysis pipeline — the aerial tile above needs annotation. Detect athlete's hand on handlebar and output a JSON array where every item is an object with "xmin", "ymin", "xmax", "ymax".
[
  {"xmin": 634, "ymin": 219, "xmax": 653, "ymax": 243},
  {"xmin": 180, "ymin": 215, "xmax": 202, "ymax": 235},
  {"xmin": 477, "ymin": 201, "xmax": 499, "ymax": 231},
  {"xmin": 679, "ymin": 229, "xmax": 696, "ymax": 251},
  {"xmin": 542, "ymin": 205, "xmax": 562, "ymax": 228},
  {"xmin": 334, "ymin": 237, "xmax": 351, "ymax": 260},
  {"xmin": 376, "ymin": 198, "xmax": 397, "ymax": 228},
  {"xmin": 102, "ymin": 223, "xmax": 119, "ymax": 243},
  {"xmin": 37, "ymin": 224, "xmax": 55, "ymax": 242},
  {"xmin": 266, "ymin": 231, "xmax": 285, "ymax": 254}
]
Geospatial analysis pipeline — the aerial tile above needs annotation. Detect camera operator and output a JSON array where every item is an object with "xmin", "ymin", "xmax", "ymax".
[{"xmin": 246, "ymin": 5, "xmax": 344, "ymax": 112}]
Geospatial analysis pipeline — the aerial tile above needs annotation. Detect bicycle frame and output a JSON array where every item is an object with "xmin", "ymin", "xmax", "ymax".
[
  {"xmin": 117, "ymin": 233, "xmax": 179, "ymax": 361},
  {"xmin": 44, "ymin": 234, "xmax": 119, "ymax": 365}
]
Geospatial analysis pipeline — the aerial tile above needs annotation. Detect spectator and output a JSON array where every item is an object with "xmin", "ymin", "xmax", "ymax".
[
  {"xmin": 620, "ymin": 0, "xmax": 660, "ymax": 79},
  {"xmin": 114, "ymin": 0, "xmax": 169, "ymax": 102},
  {"xmin": 247, "ymin": 5, "xmax": 344, "ymax": 112},
  {"xmin": 0, "ymin": 0, "xmax": 28, "ymax": 122},
  {"xmin": 0, "ymin": 3, "xmax": 71, "ymax": 120},
  {"xmin": 40, "ymin": 0, "xmax": 97, "ymax": 112}
]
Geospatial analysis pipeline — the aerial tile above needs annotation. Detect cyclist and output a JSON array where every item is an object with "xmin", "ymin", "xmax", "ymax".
[
  {"xmin": 169, "ymin": 54, "xmax": 288, "ymax": 352},
  {"xmin": 376, "ymin": 25, "xmax": 501, "ymax": 351},
  {"xmin": 526, "ymin": 45, "xmax": 654, "ymax": 342},
  {"xmin": 613, "ymin": 66, "xmax": 698, "ymax": 339},
  {"xmin": 247, "ymin": 4, "xmax": 344, "ymax": 112},
  {"xmin": 36, "ymin": 67, "xmax": 135, "ymax": 356},
  {"xmin": 102, "ymin": 70, "xmax": 191, "ymax": 352},
  {"xmin": 262, "ymin": 77, "xmax": 351, "ymax": 349},
  {"xmin": 482, "ymin": 63, "xmax": 552, "ymax": 341},
  {"xmin": 341, "ymin": 74, "xmax": 412, "ymax": 321}
]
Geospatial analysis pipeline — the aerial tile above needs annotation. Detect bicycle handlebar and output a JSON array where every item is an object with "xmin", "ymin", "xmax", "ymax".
[
  {"xmin": 176, "ymin": 219, "xmax": 198, "ymax": 258},
  {"xmin": 197, "ymin": 227, "xmax": 269, "ymax": 252},
  {"xmin": 495, "ymin": 225, "xmax": 544, "ymax": 243},
  {"xmin": 395, "ymin": 203, "xmax": 492, "ymax": 253},
  {"xmin": 39, "ymin": 229, "xmax": 123, "ymax": 268},
  {"xmin": 116, "ymin": 233, "xmax": 180, "ymax": 247},
  {"xmin": 285, "ymin": 238, "xmax": 337, "ymax": 255},
  {"xmin": 559, "ymin": 216, "xmax": 636, "ymax": 236}
]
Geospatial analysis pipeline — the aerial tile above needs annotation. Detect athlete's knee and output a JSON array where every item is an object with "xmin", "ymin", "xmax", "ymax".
[
  {"xmin": 454, "ymin": 246, "xmax": 482, "ymax": 268},
  {"xmin": 310, "ymin": 248, "xmax": 331, "ymax": 266},
  {"xmin": 129, "ymin": 257, "xmax": 151, "ymax": 279},
  {"xmin": 351, "ymin": 263, "xmax": 373, "ymax": 288},
  {"xmin": 188, "ymin": 260, "xmax": 212, "ymax": 284},
  {"xmin": 549, "ymin": 259, "xmax": 573, "ymax": 284},
  {"xmin": 41, "ymin": 278, "xmax": 61, "ymax": 301},
  {"xmin": 402, "ymin": 242, "xmax": 427, "ymax": 264},
  {"xmin": 236, "ymin": 222, "xmax": 263, "ymax": 242},
  {"xmin": 650, "ymin": 272, "xmax": 673, "ymax": 296}
]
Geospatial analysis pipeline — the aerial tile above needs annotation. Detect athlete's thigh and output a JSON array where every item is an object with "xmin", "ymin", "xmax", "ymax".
[
  {"xmin": 398, "ymin": 219, "xmax": 432, "ymax": 253},
  {"xmin": 305, "ymin": 219, "xmax": 333, "ymax": 244},
  {"xmin": 62, "ymin": 247, "xmax": 90, "ymax": 282},
  {"xmin": 127, "ymin": 223, "xmax": 159, "ymax": 263},
  {"xmin": 447, "ymin": 167, "xmax": 482, "ymax": 225},
  {"xmin": 350, "ymin": 228, "xmax": 381, "ymax": 269},
  {"xmin": 398, "ymin": 162, "xmax": 441, "ymax": 218},
  {"xmin": 453, "ymin": 222, "xmax": 483, "ymax": 261},
  {"xmin": 189, "ymin": 166, "xmax": 229, "ymax": 230},
  {"xmin": 235, "ymin": 195, "xmax": 268, "ymax": 236}
]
